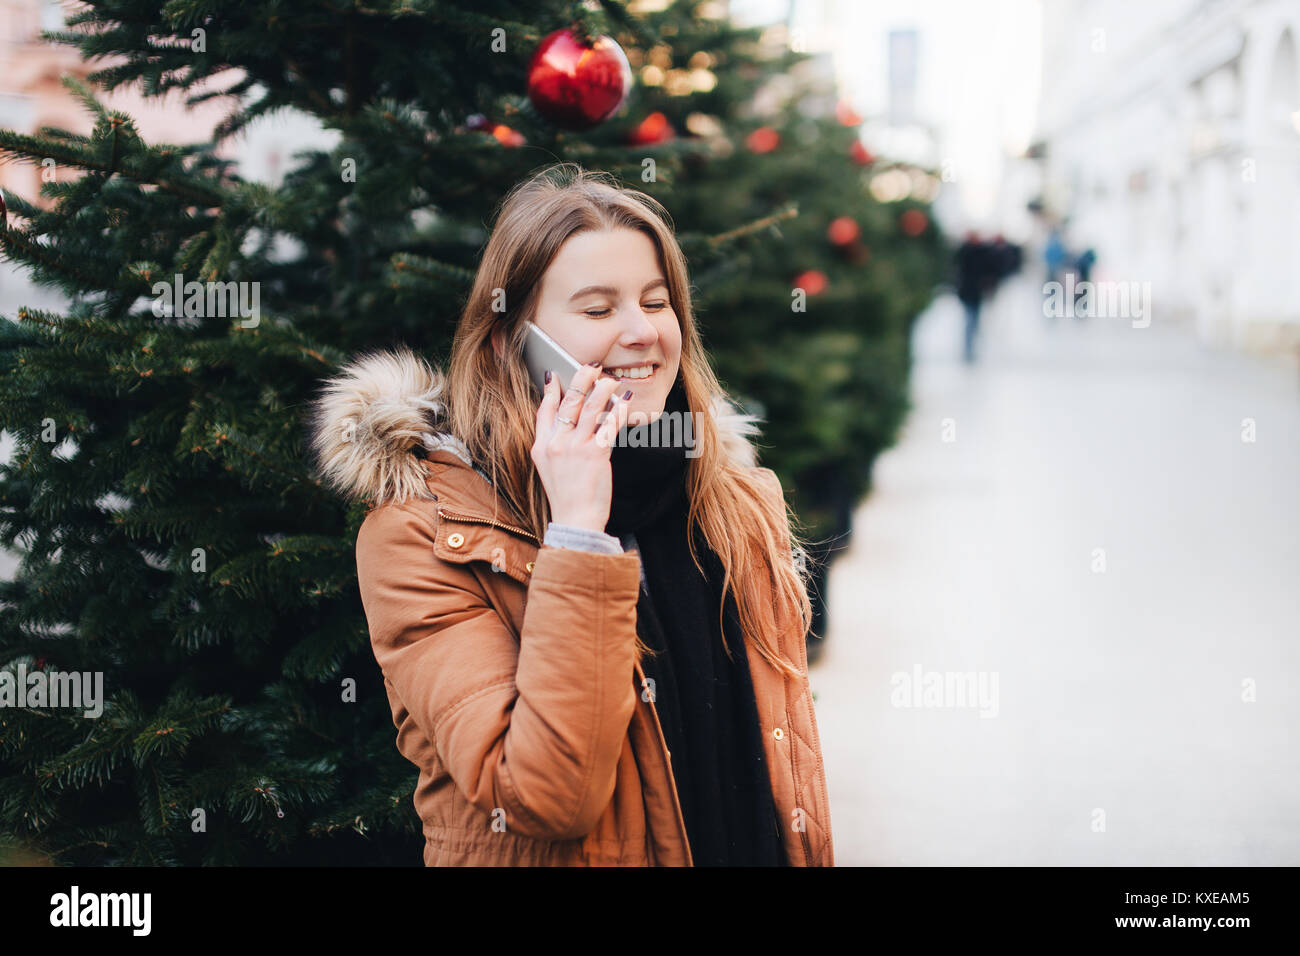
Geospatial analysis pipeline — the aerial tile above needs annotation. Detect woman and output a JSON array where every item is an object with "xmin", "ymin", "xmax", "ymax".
[{"xmin": 309, "ymin": 163, "xmax": 834, "ymax": 866}]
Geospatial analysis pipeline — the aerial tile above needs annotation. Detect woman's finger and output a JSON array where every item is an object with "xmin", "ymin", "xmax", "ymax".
[
  {"xmin": 595, "ymin": 386, "xmax": 633, "ymax": 449},
  {"xmin": 557, "ymin": 363, "xmax": 601, "ymax": 431},
  {"xmin": 535, "ymin": 369, "xmax": 561, "ymax": 436},
  {"xmin": 576, "ymin": 375, "xmax": 620, "ymax": 436}
]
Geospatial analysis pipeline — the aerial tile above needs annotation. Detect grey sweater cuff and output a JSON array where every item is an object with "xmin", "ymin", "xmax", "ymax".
[{"xmin": 544, "ymin": 522, "xmax": 625, "ymax": 555}]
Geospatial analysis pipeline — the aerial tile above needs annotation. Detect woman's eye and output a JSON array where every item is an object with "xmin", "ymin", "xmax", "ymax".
[{"xmin": 583, "ymin": 302, "xmax": 667, "ymax": 317}]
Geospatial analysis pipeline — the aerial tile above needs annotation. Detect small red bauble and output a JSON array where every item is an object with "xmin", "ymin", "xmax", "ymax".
[
  {"xmin": 527, "ymin": 28, "xmax": 633, "ymax": 131},
  {"xmin": 628, "ymin": 111, "xmax": 675, "ymax": 146},
  {"xmin": 900, "ymin": 209, "xmax": 929, "ymax": 236},
  {"xmin": 746, "ymin": 126, "xmax": 780, "ymax": 153},
  {"xmin": 850, "ymin": 141, "xmax": 875, "ymax": 166},
  {"xmin": 793, "ymin": 270, "xmax": 828, "ymax": 296},
  {"xmin": 835, "ymin": 100, "xmax": 863, "ymax": 126},
  {"xmin": 490, "ymin": 124, "xmax": 525, "ymax": 147},
  {"xmin": 827, "ymin": 217, "xmax": 860, "ymax": 246}
]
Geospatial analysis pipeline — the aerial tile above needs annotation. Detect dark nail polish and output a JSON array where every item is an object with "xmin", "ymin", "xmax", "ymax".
[
  {"xmin": 587, "ymin": 361, "xmax": 601, "ymax": 367},
  {"xmin": 544, "ymin": 370, "xmax": 552, "ymax": 385},
  {"xmin": 622, "ymin": 389, "xmax": 633, "ymax": 400}
]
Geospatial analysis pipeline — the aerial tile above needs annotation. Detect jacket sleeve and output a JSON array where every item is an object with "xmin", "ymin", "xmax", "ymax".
[
  {"xmin": 543, "ymin": 522, "xmax": 625, "ymax": 554},
  {"xmin": 355, "ymin": 503, "xmax": 643, "ymax": 842}
]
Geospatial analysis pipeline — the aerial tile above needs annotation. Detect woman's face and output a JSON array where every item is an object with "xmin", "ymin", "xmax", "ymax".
[{"xmin": 532, "ymin": 227, "xmax": 683, "ymax": 423}]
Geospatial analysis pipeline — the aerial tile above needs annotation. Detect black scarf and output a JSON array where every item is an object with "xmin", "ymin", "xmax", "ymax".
[{"xmin": 605, "ymin": 380, "xmax": 787, "ymax": 866}]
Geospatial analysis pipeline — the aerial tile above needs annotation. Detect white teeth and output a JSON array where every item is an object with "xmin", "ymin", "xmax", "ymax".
[{"xmin": 612, "ymin": 365, "xmax": 654, "ymax": 379}]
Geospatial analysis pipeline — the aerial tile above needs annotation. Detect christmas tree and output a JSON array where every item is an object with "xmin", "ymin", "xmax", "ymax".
[{"xmin": 0, "ymin": 0, "xmax": 945, "ymax": 864}]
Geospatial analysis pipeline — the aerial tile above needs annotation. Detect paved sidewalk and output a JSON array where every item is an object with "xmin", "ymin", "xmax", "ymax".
[{"xmin": 810, "ymin": 278, "xmax": 1300, "ymax": 865}]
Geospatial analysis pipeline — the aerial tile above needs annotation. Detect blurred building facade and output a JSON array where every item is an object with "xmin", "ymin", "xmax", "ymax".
[
  {"xmin": 1035, "ymin": 0, "xmax": 1300, "ymax": 355},
  {"xmin": 1, "ymin": 0, "xmax": 338, "ymax": 312}
]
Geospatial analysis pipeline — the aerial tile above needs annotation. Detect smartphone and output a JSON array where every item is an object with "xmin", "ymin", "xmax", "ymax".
[{"xmin": 522, "ymin": 321, "xmax": 585, "ymax": 395}]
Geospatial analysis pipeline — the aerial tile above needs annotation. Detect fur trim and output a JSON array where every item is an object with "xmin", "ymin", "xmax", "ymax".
[
  {"xmin": 709, "ymin": 393, "xmax": 761, "ymax": 470},
  {"xmin": 308, "ymin": 346, "xmax": 764, "ymax": 506},
  {"xmin": 308, "ymin": 346, "xmax": 462, "ymax": 505}
]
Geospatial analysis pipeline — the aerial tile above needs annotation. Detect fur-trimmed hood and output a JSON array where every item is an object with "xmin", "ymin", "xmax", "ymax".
[{"xmin": 308, "ymin": 346, "xmax": 765, "ymax": 507}]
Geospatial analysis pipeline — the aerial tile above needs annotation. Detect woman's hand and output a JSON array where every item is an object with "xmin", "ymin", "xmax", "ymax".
[{"xmin": 532, "ymin": 363, "xmax": 633, "ymax": 533}]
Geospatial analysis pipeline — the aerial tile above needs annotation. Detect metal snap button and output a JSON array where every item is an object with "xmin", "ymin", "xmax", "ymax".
[
  {"xmin": 525, "ymin": 561, "xmax": 535, "ymax": 573},
  {"xmin": 447, "ymin": 533, "xmax": 465, "ymax": 549},
  {"xmin": 773, "ymin": 727, "xmax": 784, "ymax": 740}
]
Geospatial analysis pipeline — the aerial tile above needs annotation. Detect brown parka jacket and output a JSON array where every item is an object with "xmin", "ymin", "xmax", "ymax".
[{"xmin": 310, "ymin": 349, "xmax": 834, "ymax": 866}]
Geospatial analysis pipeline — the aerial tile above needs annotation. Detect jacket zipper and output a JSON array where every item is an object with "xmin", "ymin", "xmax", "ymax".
[{"xmin": 436, "ymin": 508, "xmax": 540, "ymax": 545}]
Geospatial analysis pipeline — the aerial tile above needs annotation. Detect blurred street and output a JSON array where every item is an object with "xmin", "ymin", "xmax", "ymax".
[{"xmin": 812, "ymin": 278, "xmax": 1300, "ymax": 865}]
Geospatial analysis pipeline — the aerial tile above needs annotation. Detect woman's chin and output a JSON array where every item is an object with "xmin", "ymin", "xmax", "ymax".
[{"xmin": 623, "ymin": 408, "xmax": 661, "ymax": 427}]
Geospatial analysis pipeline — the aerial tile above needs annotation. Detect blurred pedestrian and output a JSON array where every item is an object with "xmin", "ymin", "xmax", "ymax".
[
  {"xmin": 1073, "ymin": 247, "xmax": 1096, "ymax": 318},
  {"xmin": 990, "ymin": 234, "xmax": 1023, "ymax": 282},
  {"xmin": 955, "ymin": 231, "xmax": 992, "ymax": 363},
  {"xmin": 1043, "ymin": 226, "xmax": 1067, "ymax": 321},
  {"xmin": 1044, "ymin": 226, "xmax": 1066, "ymax": 281}
]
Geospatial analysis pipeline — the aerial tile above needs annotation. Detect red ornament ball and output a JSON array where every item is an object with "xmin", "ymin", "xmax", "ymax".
[
  {"xmin": 746, "ymin": 126, "xmax": 780, "ymax": 153},
  {"xmin": 827, "ymin": 217, "xmax": 860, "ymax": 246},
  {"xmin": 527, "ymin": 28, "xmax": 632, "ymax": 131},
  {"xmin": 490, "ymin": 124, "xmax": 526, "ymax": 148},
  {"xmin": 900, "ymin": 208, "xmax": 929, "ymax": 236},
  {"xmin": 850, "ymin": 141, "xmax": 875, "ymax": 166},
  {"xmin": 628, "ymin": 111, "xmax": 675, "ymax": 146},
  {"xmin": 835, "ymin": 100, "xmax": 863, "ymax": 126},
  {"xmin": 792, "ymin": 270, "xmax": 828, "ymax": 296}
]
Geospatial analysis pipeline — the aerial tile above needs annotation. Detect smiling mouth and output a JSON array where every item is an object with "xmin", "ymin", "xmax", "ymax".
[{"xmin": 600, "ymin": 362, "xmax": 660, "ymax": 383}]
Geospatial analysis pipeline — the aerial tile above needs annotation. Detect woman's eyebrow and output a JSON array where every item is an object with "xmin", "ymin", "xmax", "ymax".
[{"xmin": 568, "ymin": 278, "xmax": 667, "ymax": 301}]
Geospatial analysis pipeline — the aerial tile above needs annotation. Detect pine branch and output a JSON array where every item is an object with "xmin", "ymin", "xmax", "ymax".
[
  {"xmin": 706, "ymin": 204, "xmax": 799, "ymax": 248},
  {"xmin": 0, "ymin": 127, "xmax": 225, "ymax": 207},
  {"xmin": 596, "ymin": 0, "xmax": 661, "ymax": 48},
  {"xmin": 59, "ymin": 74, "xmax": 110, "ymax": 122},
  {"xmin": 389, "ymin": 252, "xmax": 476, "ymax": 286},
  {"xmin": 347, "ymin": 1, "xmax": 546, "ymax": 43},
  {"xmin": 0, "ymin": 224, "xmax": 123, "ymax": 291}
]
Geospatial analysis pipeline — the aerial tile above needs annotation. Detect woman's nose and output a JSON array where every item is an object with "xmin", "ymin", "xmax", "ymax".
[{"xmin": 617, "ymin": 307, "xmax": 659, "ymax": 345}]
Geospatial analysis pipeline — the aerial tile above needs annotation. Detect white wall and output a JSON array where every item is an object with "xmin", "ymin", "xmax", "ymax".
[{"xmin": 1036, "ymin": 0, "xmax": 1300, "ymax": 352}]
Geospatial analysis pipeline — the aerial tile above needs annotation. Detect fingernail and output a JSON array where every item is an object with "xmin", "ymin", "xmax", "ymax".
[
  {"xmin": 622, "ymin": 389, "xmax": 633, "ymax": 400},
  {"xmin": 587, "ymin": 361, "xmax": 602, "ymax": 367},
  {"xmin": 544, "ymin": 370, "xmax": 552, "ymax": 385}
]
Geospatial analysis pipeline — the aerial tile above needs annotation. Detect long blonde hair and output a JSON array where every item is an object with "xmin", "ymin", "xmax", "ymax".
[{"xmin": 446, "ymin": 162, "xmax": 811, "ymax": 680}]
